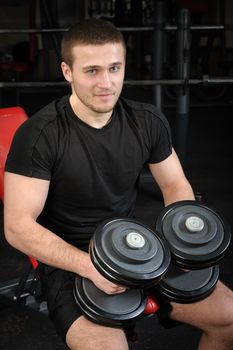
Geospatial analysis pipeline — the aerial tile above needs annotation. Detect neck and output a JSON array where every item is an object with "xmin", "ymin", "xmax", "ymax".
[{"xmin": 69, "ymin": 95, "xmax": 113, "ymax": 129}]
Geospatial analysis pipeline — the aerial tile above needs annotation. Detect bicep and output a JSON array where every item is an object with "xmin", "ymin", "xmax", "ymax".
[
  {"xmin": 148, "ymin": 148, "xmax": 187, "ymax": 190},
  {"xmin": 148, "ymin": 149, "xmax": 194, "ymax": 205},
  {"xmin": 4, "ymin": 172, "xmax": 50, "ymax": 221}
]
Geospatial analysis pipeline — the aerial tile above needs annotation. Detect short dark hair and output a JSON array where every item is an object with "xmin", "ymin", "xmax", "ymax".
[{"xmin": 61, "ymin": 18, "xmax": 126, "ymax": 67}]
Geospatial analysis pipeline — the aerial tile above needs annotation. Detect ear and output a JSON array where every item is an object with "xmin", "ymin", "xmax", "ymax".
[{"xmin": 61, "ymin": 62, "xmax": 72, "ymax": 83}]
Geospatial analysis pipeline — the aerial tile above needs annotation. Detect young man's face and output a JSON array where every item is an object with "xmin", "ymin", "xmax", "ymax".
[{"xmin": 62, "ymin": 42, "xmax": 125, "ymax": 115}]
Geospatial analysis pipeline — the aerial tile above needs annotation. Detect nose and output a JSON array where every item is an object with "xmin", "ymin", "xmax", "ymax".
[{"xmin": 97, "ymin": 70, "xmax": 112, "ymax": 89}]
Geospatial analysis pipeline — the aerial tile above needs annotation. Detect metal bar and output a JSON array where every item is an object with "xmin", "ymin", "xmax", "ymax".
[
  {"xmin": 175, "ymin": 8, "xmax": 191, "ymax": 166},
  {"xmin": 0, "ymin": 25, "xmax": 224, "ymax": 34},
  {"xmin": 0, "ymin": 28, "xmax": 68, "ymax": 33},
  {"xmin": 153, "ymin": 0, "xmax": 164, "ymax": 110},
  {"xmin": 0, "ymin": 82, "xmax": 69, "ymax": 88},
  {"xmin": 13, "ymin": 263, "xmax": 33, "ymax": 301},
  {"xmin": 203, "ymin": 75, "xmax": 233, "ymax": 85},
  {"xmin": 121, "ymin": 25, "xmax": 224, "ymax": 31},
  {"xmin": 165, "ymin": 25, "xmax": 224, "ymax": 31},
  {"xmin": 124, "ymin": 79, "xmax": 202, "ymax": 85},
  {"xmin": 0, "ymin": 79, "xmax": 199, "ymax": 88},
  {"xmin": 1, "ymin": 77, "xmax": 233, "ymax": 88}
]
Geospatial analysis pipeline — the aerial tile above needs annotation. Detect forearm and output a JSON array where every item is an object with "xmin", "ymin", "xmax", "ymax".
[
  {"xmin": 5, "ymin": 218, "xmax": 127, "ymax": 294},
  {"xmin": 4, "ymin": 218, "xmax": 92, "ymax": 278}
]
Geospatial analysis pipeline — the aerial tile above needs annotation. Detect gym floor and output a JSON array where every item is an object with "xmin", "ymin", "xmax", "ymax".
[{"xmin": 0, "ymin": 87, "xmax": 233, "ymax": 349}]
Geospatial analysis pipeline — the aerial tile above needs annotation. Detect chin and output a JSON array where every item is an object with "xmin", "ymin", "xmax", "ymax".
[
  {"xmin": 93, "ymin": 102, "xmax": 116, "ymax": 113},
  {"xmin": 94, "ymin": 107, "xmax": 113, "ymax": 114}
]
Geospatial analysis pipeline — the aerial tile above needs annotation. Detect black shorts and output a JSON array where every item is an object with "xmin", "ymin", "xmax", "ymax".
[
  {"xmin": 37, "ymin": 263, "xmax": 81, "ymax": 342},
  {"xmin": 37, "ymin": 263, "xmax": 178, "ymax": 343}
]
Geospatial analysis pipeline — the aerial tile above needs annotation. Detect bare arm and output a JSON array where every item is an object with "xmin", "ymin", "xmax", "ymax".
[
  {"xmin": 4, "ymin": 172, "xmax": 125, "ymax": 294},
  {"xmin": 149, "ymin": 148, "xmax": 195, "ymax": 206}
]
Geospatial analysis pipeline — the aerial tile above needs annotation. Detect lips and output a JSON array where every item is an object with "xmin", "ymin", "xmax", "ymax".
[
  {"xmin": 94, "ymin": 93, "xmax": 116, "ymax": 102},
  {"xmin": 95, "ymin": 93, "xmax": 115, "ymax": 97}
]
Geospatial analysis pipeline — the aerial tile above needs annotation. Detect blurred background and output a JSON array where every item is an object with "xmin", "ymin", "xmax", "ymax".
[
  {"xmin": 0, "ymin": 0, "xmax": 233, "ymax": 109},
  {"xmin": 0, "ymin": 1, "xmax": 233, "ymax": 349}
]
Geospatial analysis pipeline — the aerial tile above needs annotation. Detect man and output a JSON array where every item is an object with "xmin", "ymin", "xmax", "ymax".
[{"xmin": 4, "ymin": 18, "xmax": 233, "ymax": 350}]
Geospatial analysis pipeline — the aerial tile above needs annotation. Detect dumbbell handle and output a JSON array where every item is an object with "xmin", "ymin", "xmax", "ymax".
[{"xmin": 144, "ymin": 294, "xmax": 160, "ymax": 315}]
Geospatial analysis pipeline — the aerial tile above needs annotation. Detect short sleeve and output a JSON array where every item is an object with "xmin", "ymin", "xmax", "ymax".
[
  {"xmin": 5, "ymin": 118, "xmax": 57, "ymax": 180},
  {"xmin": 148, "ymin": 115, "xmax": 173, "ymax": 163}
]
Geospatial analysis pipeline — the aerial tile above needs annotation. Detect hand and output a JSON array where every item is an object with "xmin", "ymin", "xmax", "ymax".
[
  {"xmin": 90, "ymin": 267, "xmax": 127, "ymax": 295},
  {"xmin": 84, "ymin": 254, "xmax": 127, "ymax": 295}
]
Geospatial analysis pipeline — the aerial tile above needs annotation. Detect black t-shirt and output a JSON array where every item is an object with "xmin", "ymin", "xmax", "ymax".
[{"xmin": 5, "ymin": 96, "xmax": 172, "ymax": 245}]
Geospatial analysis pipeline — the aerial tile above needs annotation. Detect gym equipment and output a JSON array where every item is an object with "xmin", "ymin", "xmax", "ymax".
[
  {"xmin": 0, "ymin": 106, "xmax": 40, "ymax": 303},
  {"xmin": 89, "ymin": 218, "xmax": 171, "ymax": 288},
  {"xmin": 155, "ymin": 264, "xmax": 219, "ymax": 303},
  {"xmin": 156, "ymin": 200, "xmax": 231, "ymax": 269},
  {"xmin": 0, "ymin": 107, "xmax": 28, "ymax": 201},
  {"xmin": 73, "ymin": 218, "xmax": 167, "ymax": 326},
  {"xmin": 154, "ymin": 200, "xmax": 231, "ymax": 303},
  {"xmin": 73, "ymin": 276, "xmax": 159, "ymax": 327}
]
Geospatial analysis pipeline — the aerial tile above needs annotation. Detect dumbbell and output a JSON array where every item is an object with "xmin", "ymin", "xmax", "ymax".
[
  {"xmin": 154, "ymin": 200, "xmax": 231, "ymax": 303},
  {"xmin": 73, "ymin": 277, "xmax": 159, "ymax": 327},
  {"xmin": 73, "ymin": 218, "xmax": 170, "ymax": 326},
  {"xmin": 89, "ymin": 218, "xmax": 171, "ymax": 288}
]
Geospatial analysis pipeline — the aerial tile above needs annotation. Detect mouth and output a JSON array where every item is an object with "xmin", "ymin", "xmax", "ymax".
[
  {"xmin": 95, "ymin": 92, "xmax": 115, "ymax": 97},
  {"xmin": 94, "ymin": 93, "xmax": 115, "ymax": 101}
]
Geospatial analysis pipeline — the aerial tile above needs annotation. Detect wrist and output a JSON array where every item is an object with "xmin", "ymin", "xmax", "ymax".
[{"xmin": 77, "ymin": 250, "xmax": 94, "ymax": 279}]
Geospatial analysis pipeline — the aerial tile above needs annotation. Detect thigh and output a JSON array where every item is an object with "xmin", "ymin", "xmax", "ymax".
[
  {"xmin": 66, "ymin": 316, "xmax": 129, "ymax": 350},
  {"xmin": 170, "ymin": 281, "xmax": 233, "ymax": 331},
  {"xmin": 38, "ymin": 264, "xmax": 129, "ymax": 349},
  {"xmin": 38, "ymin": 264, "xmax": 82, "ymax": 341}
]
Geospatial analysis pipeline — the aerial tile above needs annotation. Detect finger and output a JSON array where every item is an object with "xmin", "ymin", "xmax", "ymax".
[{"xmin": 112, "ymin": 286, "xmax": 127, "ymax": 294}]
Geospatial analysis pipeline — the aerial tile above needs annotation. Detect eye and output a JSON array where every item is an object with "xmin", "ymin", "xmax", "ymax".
[
  {"xmin": 86, "ymin": 69, "xmax": 97, "ymax": 75},
  {"xmin": 109, "ymin": 65, "xmax": 120, "ymax": 73}
]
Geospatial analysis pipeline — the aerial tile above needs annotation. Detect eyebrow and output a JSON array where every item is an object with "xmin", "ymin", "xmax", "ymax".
[{"xmin": 82, "ymin": 62, "xmax": 123, "ymax": 70}]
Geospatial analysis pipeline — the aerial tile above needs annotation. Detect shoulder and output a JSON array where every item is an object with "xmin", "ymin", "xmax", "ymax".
[
  {"xmin": 6, "ymin": 96, "xmax": 70, "ymax": 178},
  {"xmin": 9, "ymin": 95, "xmax": 71, "ymax": 159},
  {"xmin": 117, "ymin": 96, "xmax": 170, "ymax": 128},
  {"xmin": 14, "ymin": 95, "xmax": 69, "ymax": 141}
]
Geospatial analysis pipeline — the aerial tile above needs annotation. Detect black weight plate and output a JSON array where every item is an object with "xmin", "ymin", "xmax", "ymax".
[
  {"xmin": 73, "ymin": 276, "xmax": 147, "ymax": 327},
  {"xmin": 90, "ymin": 218, "xmax": 171, "ymax": 288},
  {"xmin": 156, "ymin": 201, "xmax": 231, "ymax": 269},
  {"xmin": 90, "ymin": 242, "xmax": 144, "ymax": 288},
  {"xmin": 155, "ymin": 264, "xmax": 219, "ymax": 303}
]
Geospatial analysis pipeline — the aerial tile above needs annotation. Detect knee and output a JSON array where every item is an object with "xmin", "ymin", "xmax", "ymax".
[
  {"xmin": 67, "ymin": 335, "xmax": 129, "ymax": 350},
  {"xmin": 206, "ymin": 317, "xmax": 233, "ymax": 346},
  {"xmin": 66, "ymin": 317, "xmax": 129, "ymax": 350},
  {"xmin": 68, "ymin": 337, "xmax": 129, "ymax": 350}
]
